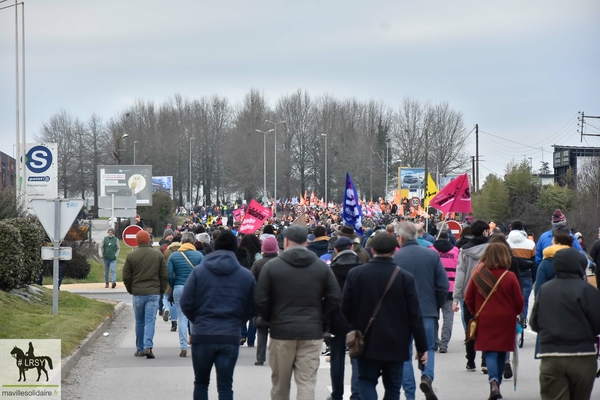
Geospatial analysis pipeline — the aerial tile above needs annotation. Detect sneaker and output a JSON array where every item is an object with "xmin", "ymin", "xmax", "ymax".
[
  {"xmin": 321, "ymin": 347, "xmax": 331, "ymax": 356},
  {"xmin": 466, "ymin": 361, "xmax": 476, "ymax": 372},
  {"xmin": 163, "ymin": 309, "xmax": 170, "ymax": 322},
  {"xmin": 134, "ymin": 351, "xmax": 145, "ymax": 357},
  {"xmin": 503, "ymin": 361, "xmax": 513, "ymax": 379},
  {"xmin": 419, "ymin": 375, "xmax": 438, "ymax": 400},
  {"xmin": 439, "ymin": 348, "xmax": 447, "ymax": 353},
  {"xmin": 254, "ymin": 361, "xmax": 264, "ymax": 366},
  {"xmin": 482, "ymin": 366, "xmax": 488, "ymax": 374},
  {"xmin": 240, "ymin": 337, "xmax": 246, "ymax": 346},
  {"xmin": 179, "ymin": 350, "xmax": 187, "ymax": 357},
  {"xmin": 144, "ymin": 348, "xmax": 155, "ymax": 359}
]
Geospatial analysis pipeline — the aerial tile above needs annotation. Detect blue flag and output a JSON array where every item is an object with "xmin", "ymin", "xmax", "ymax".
[{"xmin": 342, "ymin": 173, "xmax": 363, "ymax": 236}]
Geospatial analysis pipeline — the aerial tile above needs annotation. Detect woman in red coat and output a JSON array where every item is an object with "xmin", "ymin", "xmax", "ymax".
[{"xmin": 465, "ymin": 242, "xmax": 524, "ymax": 400}]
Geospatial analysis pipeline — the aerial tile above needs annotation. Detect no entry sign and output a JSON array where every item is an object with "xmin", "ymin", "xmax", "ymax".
[
  {"xmin": 122, "ymin": 225, "xmax": 143, "ymax": 247},
  {"xmin": 446, "ymin": 221, "xmax": 463, "ymax": 236}
]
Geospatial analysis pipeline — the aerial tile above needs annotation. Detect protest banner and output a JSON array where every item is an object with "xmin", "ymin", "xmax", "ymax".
[{"xmin": 239, "ymin": 199, "xmax": 272, "ymax": 234}]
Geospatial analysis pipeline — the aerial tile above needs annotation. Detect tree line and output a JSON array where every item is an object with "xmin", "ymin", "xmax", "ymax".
[{"xmin": 36, "ymin": 89, "xmax": 471, "ymax": 208}]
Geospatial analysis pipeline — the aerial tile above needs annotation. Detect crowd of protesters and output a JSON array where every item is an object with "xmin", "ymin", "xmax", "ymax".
[{"xmin": 120, "ymin": 204, "xmax": 600, "ymax": 400}]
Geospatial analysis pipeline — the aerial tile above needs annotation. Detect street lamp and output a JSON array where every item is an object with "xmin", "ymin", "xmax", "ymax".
[
  {"xmin": 189, "ymin": 137, "xmax": 195, "ymax": 204},
  {"xmin": 255, "ymin": 129, "xmax": 274, "ymax": 203},
  {"xmin": 114, "ymin": 133, "xmax": 128, "ymax": 165},
  {"xmin": 133, "ymin": 140, "xmax": 139, "ymax": 165},
  {"xmin": 265, "ymin": 119, "xmax": 285, "ymax": 203},
  {"xmin": 321, "ymin": 134, "xmax": 327, "ymax": 205}
]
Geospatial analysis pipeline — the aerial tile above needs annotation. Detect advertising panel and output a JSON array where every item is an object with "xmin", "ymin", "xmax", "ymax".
[
  {"xmin": 25, "ymin": 143, "xmax": 58, "ymax": 200},
  {"xmin": 439, "ymin": 174, "xmax": 462, "ymax": 189},
  {"xmin": 98, "ymin": 165, "xmax": 153, "ymax": 206},
  {"xmin": 152, "ymin": 176, "xmax": 173, "ymax": 199},
  {"xmin": 399, "ymin": 168, "xmax": 425, "ymax": 189}
]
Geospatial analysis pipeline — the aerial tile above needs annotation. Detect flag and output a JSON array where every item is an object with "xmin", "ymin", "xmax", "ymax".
[
  {"xmin": 393, "ymin": 190, "xmax": 402, "ymax": 205},
  {"xmin": 342, "ymin": 173, "xmax": 363, "ymax": 236},
  {"xmin": 424, "ymin": 173, "xmax": 439, "ymax": 209},
  {"xmin": 429, "ymin": 173, "xmax": 472, "ymax": 214},
  {"xmin": 207, "ymin": 214, "xmax": 213, "ymax": 225}
]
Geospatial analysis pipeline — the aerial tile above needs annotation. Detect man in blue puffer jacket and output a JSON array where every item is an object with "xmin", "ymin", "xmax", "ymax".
[{"xmin": 180, "ymin": 231, "xmax": 256, "ymax": 400}]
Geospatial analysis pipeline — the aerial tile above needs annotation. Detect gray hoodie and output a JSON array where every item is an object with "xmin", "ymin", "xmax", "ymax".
[{"xmin": 453, "ymin": 242, "xmax": 489, "ymax": 301}]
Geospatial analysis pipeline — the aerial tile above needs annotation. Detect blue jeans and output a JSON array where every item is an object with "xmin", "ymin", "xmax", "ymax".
[
  {"xmin": 401, "ymin": 317, "xmax": 436, "ymax": 398},
  {"xmin": 173, "ymin": 285, "xmax": 188, "ymax": 350},
  {"xmin": 485, "ymin": 352, "xmax": 506, "ymax": 386},
  {"xmin": 330, "ymin": 334, "xmax": 360, "ymax": 400},
  {"xmin": 132, "ymin": 295, "xmax": 159, "ymax": 352},
  {"xmin": 162, "ymin": 293, "xmax": 178, "ymax": 320},
  {"xmin": 521, "ymin": 278, "xmax": 532, "ymax": 319},
  {"xmin": 241, "ymin": 319, "xmax": 256, "ymax": 346},
  {"xmin": 192, "ymin": 343, "xmax": 239, "ymax": 400},
  {"xmin": 357, "ymin": 357, "xmax": 404, "ymax": 400},
  {"xmin": 103, "ymin": 259, "xmax": 116, "ymax": 283}
]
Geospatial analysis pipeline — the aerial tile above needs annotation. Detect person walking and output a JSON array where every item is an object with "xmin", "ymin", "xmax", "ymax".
[
  {"xmin": 506, "ymin": 220, "xmax": 536, "ymax": 325},
  {"xmin": 250, "ymin": 236, "xmax": 279, "ymax": 366},
  {"xmin": 530, "ymin": 247, "xmax": 600, "ymax": 400},
  {"xmin": 432, "ymin": 231, "xmax": 459, "ymax": 353},
  {"xmin": 393, "ymin": 221, "xmax": 448, "ymax": 400},
  {"xmin": 180, "ymin": 231, "xmax": 256, "ymax": 400},
  {"xmin": 464, "ymin": 243, "xmax": 524, "ymax": 400},
  {"xmin": 254, "ymin": 225, "xmax": 341, "ymax": 400},
  {"xmin": 328, "ymin": 236, "xmax": 362, "ymax": 400},
  {"xmin": 123, "ymin": 230, "xmax": 168, "ymax": 359},
  {"xmin": 99, "ymin": 228, "xmax": 120, "ymax": 289},
  {"xmin": 342, "ymin": 233, "xmax": 428, "ymax": 400},
  {"xmin": 168, "ymin": 232, "xmax": 203, "ymax": 358},
  {"xmin": 535, "ymin": 209, "xmax": 582, "ymax": 264}
]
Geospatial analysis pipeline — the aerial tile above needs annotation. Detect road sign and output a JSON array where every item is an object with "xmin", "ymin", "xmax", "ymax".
[
  {"xmin": 98, "ymin": 196, "xmax": 137, "ymax": 209},
  {"xmin": 41, "ymin": 247, "xmax": 72, "ymax": 261},
  {"xmin": 98, "ymin": 208, "xmax": 136, "ymax": 218},
  {"xmin": 410, "ymin": 197, "xmax": 421, "ymax": 208},
  {"xmin": 135, "ymin": 214, "xmax": 141, "ymax": 223},
  {"xmin": 25, "ymin": 143, "xmax": 58, "ymax": 200},
  {"xmin": 122, "ymin": 225, "xmax": 143, "ymax": 247},
  {"xmin": 185, "ymin": 202, "xmax": 192, "ymax": 210},
  {"xmin": 30, "ymin": 199, "xmax": 84, "ymax": 243},
  {"xmin": 446, "ymin": 220, "xmax": 463, "ymax": 236}
]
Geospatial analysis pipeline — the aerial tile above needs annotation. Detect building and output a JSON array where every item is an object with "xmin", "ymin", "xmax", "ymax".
[
  {"xmin": 553, "ymin": 145, "xmax": 600, "ymax": 187},
  {"xmin": 0, "ymin": 152, "xmax": 16, "ymax": 189}
]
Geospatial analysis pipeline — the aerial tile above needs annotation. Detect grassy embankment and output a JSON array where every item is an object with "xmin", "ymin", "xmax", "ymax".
[{"xmin": 0, "ymin": 286, "xmax": 115, "ymax": 357}]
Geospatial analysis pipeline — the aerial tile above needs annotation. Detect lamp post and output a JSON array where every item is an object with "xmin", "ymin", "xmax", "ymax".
[
  {"xmin": 321, "ymin": 134, "xmax": 327, "ymax": 205},
  {"xmin": 133, "ymin": 141, "xmax": 139, "ymax": 165},
  {"xmin": 114, "ymin": 133, "xmax": 128, "ymax": 165},
  {"xmin": 255, "ymin": 129, "xmax": 274, "ymax": 203},
  {"xmin": 265, "ymin": 120, "xmax": 285, "ymax": 203},
  {"xmin": 189, "ymin": 137, "xmax": 195, "ymax": 204}
]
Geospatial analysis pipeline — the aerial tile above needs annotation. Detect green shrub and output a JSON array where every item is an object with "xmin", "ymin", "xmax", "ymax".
[
  {"xmin": 5, "ymin": 218, "xmax": 45, "ymax": 284},
  {"xmin": 62, "ymin": 242, "xmax": 91, "ymax": 280},
  {"xmin": 0, "ymin": 221, "xmax": 25, "ymax": 290}
]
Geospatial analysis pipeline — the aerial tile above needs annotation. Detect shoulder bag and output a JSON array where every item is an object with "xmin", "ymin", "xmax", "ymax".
[
  {"xmin": 465, "ymin": 269, "xmax": 509, "ymax": 343},
  {"xmin": 168, "ymin": 252, "xmax": 196, "ymax": 304},
  {"xmin": 346, "ymin": 266, "xmax": 400, "ymax": 358}
]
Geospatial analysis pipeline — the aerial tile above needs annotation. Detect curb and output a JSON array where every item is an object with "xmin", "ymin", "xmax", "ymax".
[{"xmin": 61, "ymin": 301, "xmax": 126, "ymax": 380}]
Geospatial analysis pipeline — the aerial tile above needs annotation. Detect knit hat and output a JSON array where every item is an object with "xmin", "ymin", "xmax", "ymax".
[
  {"xmin": 197, "ymin": 232, "xmax": 211, "ymax": 245},
  {"xmin": 136, "ymin": 230, "xmax": 151, "ymax": 245},
  {"xmin": 551, "ymin": 209, "xmax": 566, "ymax": 227},
  {"xmin": 213, "ymin": 231, "xmax": 238, "ymax": 253},
  {"xmin": 163, "ymin": 228, "xmax": 174, "ymax": 238},
  {"xmin": 261, "ymin": 237, "xmax": 279, "ymax": 254},
  {"xmin": 107, "ymin": 228, "xmax": 115, "ymax": 234}
]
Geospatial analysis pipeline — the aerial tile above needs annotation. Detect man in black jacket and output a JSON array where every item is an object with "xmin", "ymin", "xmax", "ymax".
[
  {"xmin": 530, "ymin": 247, "xmax": 600, "ymax": 400},
  {"xmin": 342, "ymin": 234, "xmax": 428, "ymax": 400},
  {"xmin": 328, "ymin": 236, "xmax": 362, "ymax": 400},
  {"xmin": 255, "ymin": 225, "xmax": 341, "ymax": 400}
]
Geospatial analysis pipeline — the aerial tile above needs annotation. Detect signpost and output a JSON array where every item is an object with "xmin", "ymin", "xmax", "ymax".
[
  {"xmin": 122, "ymin": 225, "xmax": 143, "ymax": 248},
  {"xmin": 446, "ymin": 220, "xmax": 463, "ymax": 237},
  {"xmin": 30, "ymin": 198, "xmax": 84, "ymax": 315}
]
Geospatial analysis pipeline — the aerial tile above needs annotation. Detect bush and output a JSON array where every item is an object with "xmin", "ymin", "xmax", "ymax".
[
  {"xmin": 0, "ymin": 187, "xmax": 25, "ymax": 220},
  {"xmin": 138, "ymin": 192, "xmax": 176, "ymax": 234},
  {"xmin": 5, "ymin": 218, "xmax": 44, "ymax": 284},
  {"xmin": 62, "ymin": 242, "xmax": 92, "ymax": 279},
  {"xmin": 0, "ymin": 221, "xmax": 25, "ymax": 290}
]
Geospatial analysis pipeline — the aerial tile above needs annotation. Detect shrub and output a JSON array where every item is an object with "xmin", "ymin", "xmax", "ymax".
[
  {"xmin": 0, "ymin": 221, "xmax": 25, "ymax": 290},
  {"xmin": 5, "ymin": 218, "xmax": 44, "ymax": 284},
  {"xmin": 62, "ymin": 241, "xmax": 91, "ymax": 280}
]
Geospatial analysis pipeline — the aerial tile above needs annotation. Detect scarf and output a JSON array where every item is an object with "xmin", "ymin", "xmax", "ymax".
[
  {"xmin": 179, "ymin": 243, "xmax": 197, "ymax": 252},
  {"xmin": 472, "ymin": 262, "xmax": 506, "ymax": 298}
]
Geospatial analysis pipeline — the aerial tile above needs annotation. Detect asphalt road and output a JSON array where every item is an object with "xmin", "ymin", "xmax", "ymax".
[{"xmin": 64, "ymin": 290, "xmax": 600, "ymax": 400}]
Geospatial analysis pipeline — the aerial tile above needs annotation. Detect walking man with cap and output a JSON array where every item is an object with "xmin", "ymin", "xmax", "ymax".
[
  {"xmin": 255, "ymin": 225, "xmax": 341, "ymax": 400},
  {"xmin": 99, "ymin": 228, "xmax": 120, "ymax": 288},
  {"xmin": 535, "ymin": 209, "xmax": 582, "ymax": 264},
  {"xmin": 123, "ymin": 230, "xmax": 168, "ymax": 359}
]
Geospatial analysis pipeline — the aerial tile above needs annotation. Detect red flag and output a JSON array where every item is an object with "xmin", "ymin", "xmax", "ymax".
[{"xmin": 428, "ymin": 173, "xmax": 472, "ymax": 214}]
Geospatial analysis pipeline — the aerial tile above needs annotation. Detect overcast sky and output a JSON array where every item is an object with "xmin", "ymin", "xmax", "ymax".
[{"xmin": 1, "ymin": 0, "xmax": 599, "ymax": 179}]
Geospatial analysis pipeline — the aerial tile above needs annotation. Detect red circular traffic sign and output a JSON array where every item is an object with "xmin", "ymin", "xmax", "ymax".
[
  {"xmin": 135, "ymin": 214, "xmax": 141, "ymax": 223},
  {"xmin": 446, "ymin": 221, "xmax": 463, "ymax": 236},
  {"xmin": 122, "ymin": 225, "xmax": 143, "ymax": 247},
  {"xmin": 410, "ymin": 197, "xmax": 421, "ymax": 208}
]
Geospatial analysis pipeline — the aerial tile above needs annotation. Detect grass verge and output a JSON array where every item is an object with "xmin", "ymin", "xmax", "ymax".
[{"xmin": 0, "ymin": 286, "xmax": 115, "ymax": 357}]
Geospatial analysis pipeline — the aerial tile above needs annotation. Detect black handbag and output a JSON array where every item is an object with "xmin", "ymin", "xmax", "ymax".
[{"xmin": 346, "ymin": 266, "xmax": 400, "ymax": 358}]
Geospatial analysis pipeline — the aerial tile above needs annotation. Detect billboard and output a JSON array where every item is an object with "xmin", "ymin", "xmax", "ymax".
[
  {"xmin": 152, "ymin": 176, "xmax": 174, "ymax": 199},
  {"xmin": 98, "ymin": 165, "xmax": 153, "ymax": 206},
  {"xmin": 439, "ymin": 174, "xmax": 463, "ymax": 189},
  {"xmin": 24, "ymin": 143, "xmax": 58, "ymax": 200},
  {"xmin": 399, "ymin": 168, "xmax": 425, "ymax": 189}
]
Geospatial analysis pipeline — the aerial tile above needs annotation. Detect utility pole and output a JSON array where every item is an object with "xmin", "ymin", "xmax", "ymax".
[
  {"xmin": 475, "ymin": 123, "xmax": 479, "ymax": 192},
  {"xmin": 579, "ymin": 111, "xmax": 600, "ymax": 141},
  {"xmin": 471, "ymin": 156, "xmax": 475, "ymax": 191},
  {"xmin": 424, "ymin": 124, "xmax": 429, "ymax": 201}
]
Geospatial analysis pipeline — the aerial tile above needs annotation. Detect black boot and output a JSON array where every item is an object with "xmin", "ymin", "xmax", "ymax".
[{"xmin": 171, "ymin": 321, "xmax": 177, "ymax": 332}]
